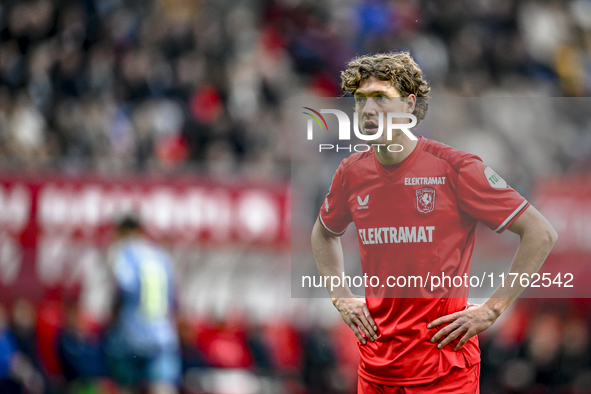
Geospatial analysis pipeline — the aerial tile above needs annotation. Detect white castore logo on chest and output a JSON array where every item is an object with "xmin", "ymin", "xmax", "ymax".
[{"xmin": 357, "ymin": 195, "xmax": 369, "ymax": 209}]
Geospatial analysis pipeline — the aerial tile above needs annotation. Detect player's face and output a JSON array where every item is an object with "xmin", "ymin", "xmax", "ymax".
[{"xmin": 354, "ymin": 77, "xmax": 415, "ymax": 144}]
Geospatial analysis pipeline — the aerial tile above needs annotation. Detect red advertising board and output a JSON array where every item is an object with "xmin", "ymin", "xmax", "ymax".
[{"xmin": 0, "ymin": 172, "xmax": 290, "ymax": 303}]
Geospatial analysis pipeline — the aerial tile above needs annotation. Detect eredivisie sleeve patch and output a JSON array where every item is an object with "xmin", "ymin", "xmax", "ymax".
[{"xmin": 457, "ymin": 158, "xmax": 529, "ymax": 232}]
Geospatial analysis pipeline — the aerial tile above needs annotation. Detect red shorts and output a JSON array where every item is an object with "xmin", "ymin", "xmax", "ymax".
[{"xmin": 357, "ymin": 363, "xmax": 480, "ymax": 394}]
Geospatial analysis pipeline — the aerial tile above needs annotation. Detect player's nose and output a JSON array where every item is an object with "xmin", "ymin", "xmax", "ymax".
[{"xmin": 363, "ymin": 97, "xmax": 380, "ymax": 115}]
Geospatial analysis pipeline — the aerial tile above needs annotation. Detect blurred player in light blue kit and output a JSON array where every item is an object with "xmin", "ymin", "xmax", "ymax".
[{"xmin": 105, "ymin": 215, "xmax": 181, "ymax": 394}]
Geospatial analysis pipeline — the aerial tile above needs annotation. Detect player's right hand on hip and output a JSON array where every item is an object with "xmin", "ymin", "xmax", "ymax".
[{"xmin": 333, "ymin": 297, "xmax": 378, "ymax": 345}]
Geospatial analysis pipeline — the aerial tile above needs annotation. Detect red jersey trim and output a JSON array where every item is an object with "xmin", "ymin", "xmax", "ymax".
[
  {"xmin": 318, "ymin": 214, "xmax": 346, "ymax": 236},
  {"xmin": 495, "ymin": 201, "xmax": 529, "ymax": 233}
]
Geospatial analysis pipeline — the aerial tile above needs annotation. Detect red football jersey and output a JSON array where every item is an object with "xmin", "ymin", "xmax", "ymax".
[{"xmin": 318, "ymin": 136, "xmax": 529, "ymax": 385}]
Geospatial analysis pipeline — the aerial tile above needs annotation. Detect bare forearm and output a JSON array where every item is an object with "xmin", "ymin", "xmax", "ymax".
[
  {"xmin": 429, "ymin": 206, "xmax": 558, "ymax": 351},
  {"xmin": 485, "ymin": 211, "xmax": 558, "ymax": 317},
  {"xmin": 312, "ymin": 219, "xmax": 378, "ymax": 343},
  {"xmin": 311, "ymin": 218, "xmax": 353, "ymax": 299}
]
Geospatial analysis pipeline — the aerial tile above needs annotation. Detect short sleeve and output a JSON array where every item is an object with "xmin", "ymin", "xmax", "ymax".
[
  {"xmin": 457, "ymin": 157, "xmax": 529, "ymax": 233},
  {"xmin": 318, "ymin": 163, "xmax": 353, "ymax": 236},
  {"xmin": 113, "ymin": 249, "xmax": 137, "ymax": 293}
]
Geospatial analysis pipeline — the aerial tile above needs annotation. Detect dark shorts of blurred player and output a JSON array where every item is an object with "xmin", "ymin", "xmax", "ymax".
[
  {"xmin": 104, "ymin": 332, "xmax": 182, "ymax": 389},
  {"xmin": 358, "ymin": 363, "xmax": 480, "ymax": 394}
]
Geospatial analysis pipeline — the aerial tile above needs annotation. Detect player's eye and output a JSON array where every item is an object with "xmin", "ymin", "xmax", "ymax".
[
  {"xmin": 375, "ymin": 95, "xmax": 388, "ymax": 102},
  {"xmin": 355, "ymin": 97, "xmax": 367, "ymax": 105}
]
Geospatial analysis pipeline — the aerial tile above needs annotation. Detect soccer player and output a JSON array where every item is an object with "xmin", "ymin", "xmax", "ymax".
[
  {"xmin": 311, "ymin": 52, "xmax": 558, "ymax": 393},
  {"xmin": 104, "ymin": 216, "xmax": 181, "ymax": 394}
]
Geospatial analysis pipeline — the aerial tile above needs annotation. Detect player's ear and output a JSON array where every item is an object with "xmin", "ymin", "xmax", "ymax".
[{"xmin": 405, "ymin": 94, "xmax": 416, "ymax": 114}]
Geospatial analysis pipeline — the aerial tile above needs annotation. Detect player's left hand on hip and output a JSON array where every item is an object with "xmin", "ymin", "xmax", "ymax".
[{"xmin": 427, "ymin": 303, "xmax": 498, "ymax": 352}]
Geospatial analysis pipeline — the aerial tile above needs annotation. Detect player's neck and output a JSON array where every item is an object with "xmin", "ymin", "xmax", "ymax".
[{"xmin": 374, "ymin": 137, "xmax": 419, "ymax": 165}]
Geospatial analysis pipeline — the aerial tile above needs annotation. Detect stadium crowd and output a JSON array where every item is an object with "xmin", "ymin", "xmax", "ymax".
[
  {"xmin": 1, "ymin": 0, "xmax": 591, "ymax": 393},
  {"xmin": 2, "ymin": 296, "xmax": 591, "ymax": 393},
  {"xmin": 0, "ymin": 0, "xmax": 590, "ymax": 174}
]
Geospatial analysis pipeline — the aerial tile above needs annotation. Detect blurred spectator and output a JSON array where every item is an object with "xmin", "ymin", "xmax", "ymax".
[
  {"xmin": 302, "ymin": 321, "xmax": 347, "ymax": 394},
  {"xmin": 0, "ymin": 303, "xmax": 44, "ymax": 394},
  {"xmin": 35, "ymin": 287, "xmax": 64, "ymax": 385},
  {"xmin": 56, "ymin": 299, "xmax": 106, "ymax": 390},
  {"xmin": 0, "ymin": 303, "xmax": 22, "ymax": 394},
  {"xmin": 10, "ymin": 299, "xmax": 38, "ymax": 369}
]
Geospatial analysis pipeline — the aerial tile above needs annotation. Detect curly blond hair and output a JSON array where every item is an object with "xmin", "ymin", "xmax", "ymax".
[{"xmin": 341, "ymin": 52, "xmax": 430, "ymax": 122}]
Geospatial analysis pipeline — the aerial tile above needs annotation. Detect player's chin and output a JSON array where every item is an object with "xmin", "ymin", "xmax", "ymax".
[
  {"xmin": 362, "ymin": 132, "xmax": 384, "ymax": 144},
  {"xmin": 368, "ymin": 137, "xmax": 388, "ymax": 146}
]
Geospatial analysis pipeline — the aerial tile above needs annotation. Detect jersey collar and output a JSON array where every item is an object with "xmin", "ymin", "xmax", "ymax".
[{"xmin": 373, "ymin": 136, "xmax": 427, "ymax": 183}]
